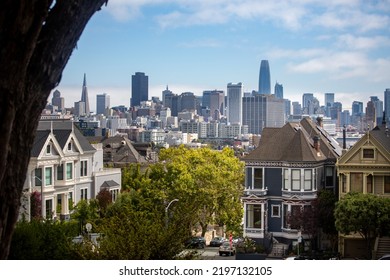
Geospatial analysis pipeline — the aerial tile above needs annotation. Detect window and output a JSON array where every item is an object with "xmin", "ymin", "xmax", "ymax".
[
  {"xmin": 66, "ymin": 163, "xmax": 73, "ymax": 180},
  {"xmin": 290, "ymin": 205, "xmax": 302, "ymax": 230},
  {"xmin": 363, "ymin": 148, "xmax": 374, "ymax": 159},
  {"xmin": 68, "ymin": 192, "xmax": 73, "ymax": 210},
  {"xmin": 304, "ymin": 169, "xmax": 312, "ymax": 190},
  {"xmin": 271, "ymin": 205, "xmax": 280, "ymax": 217},
  {"xmin": 325, "ymin": 166, "xmax": 334, "ymax": 187},
  {"xmin": 34, "ymin": 168, "xmax": 42, "ymax": 186},
  {"xmin": 45, "ymin": 199, "xmax": 53, "ymax": 219},
  {"xmin": 385, "ymin": 176, "xmax": 390, "ymax": 194},
  {"xmin": 283, "ymin": 204, "xmax": 289, "ymax": 228},
  {"xmin": 283, "ymin": 169, "xmax": 289, "ymax": 190},
  {"xmin": 57, "ymin": 164, "xmax": 63, "ymax": 180},
  {"xmin": 80, "ymin": 160, "xmax": 87, "ymax": 177},
  {"xmin": 67, "ymin": 142, "xmax": 72, "ymax": 151},
  {"xmin": 367, "ymin": 175, "xmax": 373, "ymax": 193},
  {"xmin": 341, "ymin": 174, "xmax": 347, "ymax": 193},
  {"xmin": 254, "ymin": 168, "xmax": 263, "ymax": 189},
  {"xmin": 57, "ymin": 194, "xmax": 62, "ymax": 214},
  {"xmin": 81, "ymin": 188, "xmax": 88, "ymax": 200},
  {"xmin": 111, "ymin": 189, "xmax": 119, "ymax": 202},
  {"xmin": 46, "ymin": 144, "xmax": 51, "ymax": 154},
  {"xmin": 291, "ymin": 169, "xmax": 301, "ymax": 191},
  {"xmin": 45, "ymin": 167, "xmax": 52, "ymax": 186},
  {"xmin": 350, "ymin": 173, "xmax": 363, "ymax": 193},
  {"xmin": 246, "ymin": 204, "xmax": 262, "ymax": 228}
]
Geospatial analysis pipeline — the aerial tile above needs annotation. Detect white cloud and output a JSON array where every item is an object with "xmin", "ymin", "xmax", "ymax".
[{"xmin": 336, "ymin": 34, "xmax": 390, "ymax": 50}]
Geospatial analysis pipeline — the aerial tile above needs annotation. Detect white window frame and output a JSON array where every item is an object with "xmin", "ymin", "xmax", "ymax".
[
  {"xmin": 304, "ymin": 169, "xmax": 312, "ymax": 190},
  {"xmin": 45, "ymin": 167, "xmax": 53, "ymax": 186},
  {"xmin": 80, "ymin": 160, "xmax": 88, "ymax": 177},
  {"xmin": 66, "ymin": 162, "xmax": 73, "ymax": 180},
  {"xmin": 81, "ymin": 188, "xmax": 88, "ymax": 200},
  {"xmin": 291, "ymin": 169, "xmax": 301, "ymax": 191},
  {"xmin": 271, "ymin": 205, "xmax": 280, "ymax": 218}
]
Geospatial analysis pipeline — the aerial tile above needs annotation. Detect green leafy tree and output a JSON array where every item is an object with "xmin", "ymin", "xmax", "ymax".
[
  {"xmin": 334, "ymin": 192, "xmax": 390, "ymax": 259},
  {"xmin": 92, "ymin": 192, "xmax": 193, "ymax": 259},
  {"xmin": 8, "ymin": 219, "xmax": 79, "ymax": 259}
]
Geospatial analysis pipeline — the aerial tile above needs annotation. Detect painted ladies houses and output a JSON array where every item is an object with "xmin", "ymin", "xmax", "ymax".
[
  {"xmin": 241, "ymin": 117, "xmax": 341, "ymax": 249},
  {"xmin": 20, "ymin": 120, "xmax": 122, "ymax": 221},
  {"xmin": 336, "ymin": 118, "xmax": 390, "ymax": 258}
]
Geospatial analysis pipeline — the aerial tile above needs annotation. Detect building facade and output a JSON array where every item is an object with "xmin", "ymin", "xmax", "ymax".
[
  {"xmin": 20, "ymin": 121, "xmax": 121, "ymax": 221},
  {"xmin": 131, "ymin": 72, "xmax": 148, "ymax": 107},
  {"xmin": 336, "ymin": 120, "xmax": 390, "ymax": 258},
  {"xmin": 258, "ymin": 60, "xmax": 271, "ymax": 95},
  {"xmin": 227, "ymin": 83, "xmax": 243, "ymax": 125},
  {"xmin": 241, "ymin": 117, "xmax": 341, "ymax": 249},
  {"xmin": 96, "ymin": 93, "xmax": 110, "ymax": 115}
]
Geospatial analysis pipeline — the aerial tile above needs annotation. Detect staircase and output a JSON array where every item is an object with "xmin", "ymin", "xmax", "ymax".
[
  {"xmin": 269, "ymin": 241, "xmax": 288, "ymax": 258},
  {"xmin": 374, "ymin": 237, "xmax": 390, "ymax": 259}
]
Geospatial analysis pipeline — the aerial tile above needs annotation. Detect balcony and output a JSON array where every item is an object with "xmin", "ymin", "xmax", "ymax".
[{"xmin": 244, "ymin": 187, "xmax": 268, "ymax": 197}]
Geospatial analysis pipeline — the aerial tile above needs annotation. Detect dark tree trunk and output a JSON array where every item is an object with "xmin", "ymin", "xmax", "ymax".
[{"xmin": 0, "ymin": 0, "xmax": 107, "ymax": 259}]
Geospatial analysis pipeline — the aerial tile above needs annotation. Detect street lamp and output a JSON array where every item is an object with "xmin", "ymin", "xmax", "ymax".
[{"xmin": 165, "ymin": 199, "xmax": 179, "ymax": 228}]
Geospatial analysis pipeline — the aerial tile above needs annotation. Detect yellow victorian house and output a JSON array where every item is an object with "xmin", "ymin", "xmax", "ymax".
[{"xmin": 336, "ymin": 119, "xmax": 390, "ymax": 259}]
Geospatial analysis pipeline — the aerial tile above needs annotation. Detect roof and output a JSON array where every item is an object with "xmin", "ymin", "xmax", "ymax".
[
  {"xmin": 102, "ymin": 135, "xmax": 147, "ymax": 164},
  {"xmin": 371, "ymin": 124, "xmax": 390, "ymax": 153},
  {"xmin": 100, "ymin": 180, "xmax": 120, "ymax": 189},
  {"xmin": 32, "ymin": 120, "xmax": 96, "ymax": 156},
  {"xmin": 243, "ymin": 117, "xmax": 340, "ymax": 163}
]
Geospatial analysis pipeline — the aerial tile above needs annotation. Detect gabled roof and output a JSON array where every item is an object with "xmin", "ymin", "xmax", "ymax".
[
  {"xmin": 371, "ymin": 124, "xmax": 390, "ymax": 153},
  {"xmin": 102, "ymin": 135, "xmax": 147, "ymax": 164},
  {"xmin": 243, "ymin": 117, "xmax": 340, "ymax": 163},
  {"xmin": 100, "ymin": 180, "xmax": 120, "ymax": 189},
  {"xmin": 33, "ymin": 121, "xmax": 96, "ymax": 156}
]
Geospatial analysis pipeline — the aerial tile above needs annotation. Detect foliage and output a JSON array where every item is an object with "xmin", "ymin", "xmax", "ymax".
[
  {"xmin": 334, "ymin": 192, "xmax": 390, "ymax": 258},
  {"xmin": 71, "ymin": 199, "xmax": 100, "ymax": 234},
  {"xmin": 8, "ymin": 220, "xmax": 79, "ymax": 260},
  {"xmin": 30, "ymin": 191, "xmax": 42, "ymax": 220},
  {"xmin": 96, "ymin": 188, "xmax": 113, "ymax": 216},
  {"xmin": 91, "ymin": 192, "xmax": 193, "ymax": 259}
]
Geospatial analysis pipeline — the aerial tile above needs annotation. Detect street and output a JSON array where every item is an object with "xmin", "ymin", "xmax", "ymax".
[{"xmin": 192, "ymin": 246, "xmax": 236, "ymax": 260}]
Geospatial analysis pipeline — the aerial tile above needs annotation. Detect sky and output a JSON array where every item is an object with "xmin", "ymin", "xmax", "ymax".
[{"xmin": 51, "ymin": 0, "xmax": 390, "ymax": 113}]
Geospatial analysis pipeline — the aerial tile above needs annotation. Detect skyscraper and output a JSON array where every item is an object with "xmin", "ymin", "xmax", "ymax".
[
  {"xmin": 370, "ymin": 96, "xmax": 383, "ymax": 124},
  {"xmin": 302, "ymin": 93, "xmax": 314, "ymax": 115},
  {"xmin": 274, "ymin": 82, "xmax": 283, "ymax": 99},
  {"xmin": 227, "ymin": 82, "xmax": 243, "ymax": 125},
  {"xmin": 131, "ymin": 72, "xmax": 148, "ymax": 107},
  {"xmin": 258, "ymin": 60, "xmax": 271, "ymax": 94},
  {"xmin": 80, "ymin": 73, "xmax": 90, "ymax": 115},
  {"xmin": 96, "ymin": 93, "xmax": 110, "ymax": 115},
  {"xmin": 324, "ymin": 93, "xmax": 335, "ymax": 118},
  {"xmin": 209, "ymin": 90, "xmax": 225, "ymax": 120},
  {"xmin": 51, "ymin": 89, "xmax": 64, "ymax": 112},
  {"xmin": 383, "ymin": 89, "xmax": 390, "ymax": 123}
]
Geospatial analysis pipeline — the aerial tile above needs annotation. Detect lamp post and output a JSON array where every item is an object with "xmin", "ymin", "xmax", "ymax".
[{"xmin": 165, "ymin": 199, "xmax": 179, "ymax": 228}]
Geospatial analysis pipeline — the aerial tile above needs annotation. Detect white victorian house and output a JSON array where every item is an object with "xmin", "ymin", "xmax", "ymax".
[{"xmin": 20, "ymin": 120, "xmax": 121, "ymax": 220}]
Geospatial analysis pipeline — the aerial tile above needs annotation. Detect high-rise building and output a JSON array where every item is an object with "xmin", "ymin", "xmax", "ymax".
[
  {"xmin": 131, "ymin": 72, "xmax": 148, "ymax": 107},
  {"xmin": 209, "ymin": 90, "xmax": 224, "ymax": 120},
  {"xmin": 366, "ymin": 101, "xmax": 376, "ymax": 129},
  {"xmin": 80, "ymin": 73, "xmax": 90, "ymax": 115},
  {"xmin": 352, "ymin": 101, "xmax": 364, "ymax": 116},
  {"xmin": 370, "ymin": 96, "xmax": 383, "ymax": 124},
  {"xmin": 51, "ymin": 89, "xmax": 64, "ymax": 112},
  {"xmin": 324, "ymin": 93, "xmax": 335, "ymax": 118},
  {"xmin": 274, "ymin": 82, "xmax": 283, "ymax": 99},
  {"xmin": 258, "ymin": 60, "xmax": 271, "ymax": 94},
  {"xmin": 385, "ymin": 89, "xmax": 390, "ymax": 123},
  {"xmin": 162, "ymin": 86, "xmax": 172, "ymax": 107},
  {"xmin": 96, "ymin": 93, "xmax": 110, "ymax": 115},
  {"xmin": 227, "ymin": 83, "xmax": 243, "ymax": 125},
  {"xmin": 292, "ymin": 102, "xmax": 302, "ymax": 116},
  {"xmin": 302, "ymin": 93, "xmax": 314, "ymax": 115},
  {"xmin": 242, "ymin": 93, "xmax": 284, "ymax": 134},
  {"xmin": 180, "ymin": 92, "xmax": 197, "ymax": 112}
]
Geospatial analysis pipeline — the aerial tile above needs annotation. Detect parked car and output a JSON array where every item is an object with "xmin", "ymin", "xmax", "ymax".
[
  {"xmin": 378, "ymin": 254, "xmax": 390, "ymax": 260},
  {"xmin": 209, "ymin": 236, "xmax": 226, "ymax": 247},
  {"xmin": 219, "ymin": 241, "xmax": 236, "ymax": 256},
  {"xmin": 185, "ymin": 236, "xmax": 206, "ymax": 249}
]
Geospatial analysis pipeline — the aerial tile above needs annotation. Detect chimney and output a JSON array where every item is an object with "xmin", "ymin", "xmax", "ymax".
[
  {"xmin": 313, "ymin": 135, "xmax": 320, "ymax": 154},
  {"xmin": 343, "ymin": 124, "xmax": 346, "ymax": 150},
  {"xmin": 316, "ymin": 116, "xmax": 323, "ymax": 128}
]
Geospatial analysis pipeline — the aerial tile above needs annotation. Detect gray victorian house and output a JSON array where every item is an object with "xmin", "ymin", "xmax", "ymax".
[{"xmin": 242, "ymin": 117, "xmax": 341, "ymax": 253}]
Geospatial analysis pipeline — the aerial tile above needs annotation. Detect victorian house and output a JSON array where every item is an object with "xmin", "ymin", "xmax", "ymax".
[
  {"xmin": 242, "ymin": 117, "xmax": 341, "ymax": 250},
  {"xmin": 336, "ymin": 118, "xmax": 390, "ymax": 258},
  {"xmin": 20, "ymin": 120, "xmax": 122, "ymax": 221}
]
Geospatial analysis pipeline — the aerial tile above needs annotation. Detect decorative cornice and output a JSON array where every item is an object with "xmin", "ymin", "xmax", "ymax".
[{"xmin": 245, "ymin": 161, "xmax": 335, "ymax": 168}]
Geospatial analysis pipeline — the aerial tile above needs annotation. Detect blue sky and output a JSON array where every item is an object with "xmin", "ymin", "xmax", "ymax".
[{"xmin": 52, "ymin": 0, "xmax": 390, "ymax": 113}]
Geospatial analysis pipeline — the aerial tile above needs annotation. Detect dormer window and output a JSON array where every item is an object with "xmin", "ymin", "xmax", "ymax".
[
  {"xmin": 67, "ymin": 142, "xmax": 72, "ymax": 151},
  {"xmin": 46, "ymin": 144, "xmax": 51, "ymax": 154},
  {"xmin": 363, "ymin": 148, "xmax": 374, "ymax": 159}
]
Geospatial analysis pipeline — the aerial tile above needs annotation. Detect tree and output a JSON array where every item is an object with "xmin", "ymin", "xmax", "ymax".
[
  {"xmin": 334, "ymin": 192, "xmax": 390, "ymax": 259},
  {"xmin": 0, "ymin": 1, "xmax": 108, "ymax": 259}
]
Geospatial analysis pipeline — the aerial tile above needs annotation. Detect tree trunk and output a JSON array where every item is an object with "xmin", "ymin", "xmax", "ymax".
[{"xmin": 0, "ymin": 0, "xmax": 107, "ymax": 260}]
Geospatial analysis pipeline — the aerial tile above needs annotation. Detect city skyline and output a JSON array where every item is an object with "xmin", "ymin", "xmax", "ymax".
[{"xmin": 49, "ymin": 1, "xmax": 389, "ymax": 112}]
